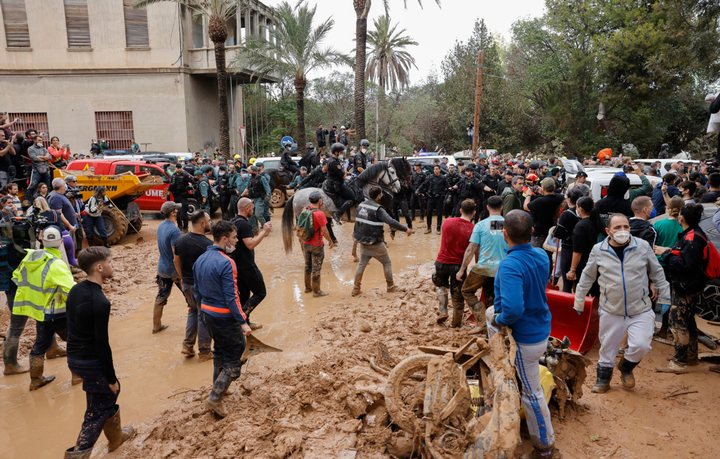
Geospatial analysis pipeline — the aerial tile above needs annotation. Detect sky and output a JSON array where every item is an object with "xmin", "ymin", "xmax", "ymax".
[{"xmin": 262, "ymin": 0, "xmax": 547, "ymax": 85}]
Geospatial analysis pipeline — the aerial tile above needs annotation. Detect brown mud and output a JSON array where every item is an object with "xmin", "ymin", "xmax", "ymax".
[{"xmin": 1, "ymin": 216, "xmax": 720, "ymax": 458}]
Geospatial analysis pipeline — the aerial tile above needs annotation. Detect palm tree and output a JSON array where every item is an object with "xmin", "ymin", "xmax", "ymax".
[
  {"xmin": 366, "ymin": 15, "xmax": 417, "ymax": 92},
  {"xmin": 353, "ymin": 0, "xmax": 438, "ymax": 141},
  {"xmin": 234, "ymin": 1, "xmax": 348, "ymax": 156},
  {"xmin": 132, "ymin": 0, "xmax": 237, "ymax": 158}
]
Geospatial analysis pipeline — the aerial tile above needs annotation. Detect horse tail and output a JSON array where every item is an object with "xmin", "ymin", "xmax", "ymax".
[{"xmin": 282, "ymin": 194, "xmax": 296, "ymax": 254}]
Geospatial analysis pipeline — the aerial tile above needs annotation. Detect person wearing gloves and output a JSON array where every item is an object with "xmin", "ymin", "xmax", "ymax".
[{"xmin": 574, "ymin": 213, "xmax": 670, "ymax": 393}]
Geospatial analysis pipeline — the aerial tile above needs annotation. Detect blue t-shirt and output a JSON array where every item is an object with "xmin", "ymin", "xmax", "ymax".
[
  {"xmin": 157, "ymin": 220, "xmax": 181, "ymax": 277},
  {"xmin": 47, "ymin": 192, "xmax": 77, "ymax": 227},
  {"xmin": 469, "ymin": 215, "xmax": 508, "ymax": 277}
]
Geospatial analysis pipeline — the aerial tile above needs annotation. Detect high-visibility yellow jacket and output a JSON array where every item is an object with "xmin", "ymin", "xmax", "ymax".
[{"xmin": 11, "ymin": 248, "xmax": 75, "ymax": 322}]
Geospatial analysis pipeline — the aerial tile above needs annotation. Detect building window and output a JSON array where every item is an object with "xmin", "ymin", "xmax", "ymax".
[
  {"xmin": 0, "ymin": 0, "xmax": 31, "ymax": 48},
  {"xmin": 8, "ymin": 113, "xmax": 48, "ymax": 138},
  {"xmin": 95, "ymin": 111, "xmax": 134, "ymax": 150},
  {"xmin": 192, "ymin": 16, "xmax": 203, "ymax": 48},
  {"xmin": 123, "ymin": 0, "xmax": 149, "ymax": 48},
  {"xmin": 64, "ymin": 0, "xmax": 91, "ymax": 48},
  {"xmin": 226, "ymin": 15, "xmax": 237, "ymax": 46}
]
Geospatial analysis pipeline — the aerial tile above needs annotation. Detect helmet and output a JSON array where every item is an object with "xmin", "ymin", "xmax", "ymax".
[
  {"xmin": 331, "ymin": 143, "xmax": 345, "ymax": 154},
  {"xmin": 360, "ymin": 139, "xmax": 370, "ymax": 148},
  {"xmin": 234, "ymin": 154, "xmax": 240, "ymax": 160},
  {"xmin": 42, "ymin": 227, "xmax": 63, "ymax": 248},
  {"xmin": 249, "ymin": 158, "xmax": 256, "ymax": 165},
  {"xmin": 525, "ymin": 173, "xmax": 540, "ymax": 186},
  {"xmin": 661, "ymin": 143, "xmax": 669, "ymax": 149},
  {"xmin": 281, "ymin": 137, "xmax": 294, "ymax": 148},
  {"xmin": 491, "ymin": 157, "xmax": 499, "ymax": 164},
  {"xmin": 306, "ymin": 142, "xmax": 315, "ymax": 150}
]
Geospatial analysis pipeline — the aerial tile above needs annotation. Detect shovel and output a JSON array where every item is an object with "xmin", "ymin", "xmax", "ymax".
[{"xmin": 241, "ymin": 334, "xmax": 282, "ymax": 363}]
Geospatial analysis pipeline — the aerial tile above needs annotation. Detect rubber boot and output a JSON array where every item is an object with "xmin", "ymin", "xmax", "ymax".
[
  {"xmin": 46, "ymin": 337, "xmax": 67, "ymax": 359},
  {"xmin": 468, "ymin": 301, "xmax": 487, "ymax": 334},
  {"xmin": 450, "ymin": 295, "xmax": 464, "ymax": 328},
  {"xmin": 304, "ymin": 273, "xmax": 312, "ymax": 293},
  {"xmin": 102, "ymin": 237, "xmax": 110, "ymax": 249},
  {"xmin": 617, "ymin": 356, "xmax": 639, "ymax": 389},
  {"xmin": 591, "ymin": 365, "xmax": 613, "ymax": 394},
  {"xmin": 103, "ymin": 405, "xmax": 135, "ymax": 452},
  {"xmin": 205, "ymin": 371, "xmax": 232, "ymax": 418},
  {"xmin": 3, "ymin": 337, "xmax": 29, "ymax": 375},
  {"xmin": 351, "ymin": 282, "xmax": 362, "ymax": 297},
  {"xmin": 63, "ymin": 446, "xmax": 93, "ymax": 459},
  {"xmin": 29, "ymin": 354, "xmax": 55, "ymax": 391},
  {"xmin": 152, "ymin": 303, "xmax": 168, "ymax": 334},
  {"xmin": 386, "ymin": 282, "xmax": 402, "ymax": 293},
  {"xmin": 332, "ymin": 200, "xmax": 353, "ymax": 226},
  {"xmin": 312, "ymin": 280, "xmax": 328, "ymax": 297},
  {"xmin": 532, "ymin": 445, "xmax": 563, "ymax": 458},
  {"xmin": 436, "ymin": 287, "xmax": 449, "ymax": 324}
]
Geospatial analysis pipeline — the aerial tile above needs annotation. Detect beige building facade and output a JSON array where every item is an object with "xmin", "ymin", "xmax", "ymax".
[{"xmin": 0, "ymin": 0, "xmax": 275, "ymax": 156}]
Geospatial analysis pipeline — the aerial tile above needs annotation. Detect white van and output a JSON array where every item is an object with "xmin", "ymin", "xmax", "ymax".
[{"xmin": 585, "ymin": 170, "xmax": 661, "ymax": 203}]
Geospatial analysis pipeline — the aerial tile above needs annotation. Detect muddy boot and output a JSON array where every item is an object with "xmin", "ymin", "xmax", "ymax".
[
  {"xmin": 351, "ymin": 282, "xmax": 362, "ymax": 297},
  {"xmin": 29, "ymin": 354, "xmax": 55, "ymax": 391},
  {"xmin": 103, "ymin": 405, "xmax": 135, "ymax": 452},
  {"xmin": 312, "ymin": 280, "xmax": 328, "ymax": 297},
  {"xmin": 248, "ymin": 322, "xmax": 263, "ymax": 331},
  {"xmin": 655, "ymin": 360, "xmax": 688, "ymax": 374},
  {"xmin": 591, "ymin": 365, "xmax": 613, "ymax": 394},
  {"xmin": 436, "ymin": 287, "xmax": 449, "ymax": 324},
  {"xmin": 468, "ymin": 302, "xmax": 487, "ymax": 334},
  {"xmin": 304, "ymin": 273, "xmax": 312, "ymax": 293},
  {"xmin": 205, "ymin": 371, "xmax": 231, "ymax": 418},
  {"xmin": 687, "ymin": 345, "xmax": 699, "ymax": 366},
  {"xmin": 450, "ymin": 297, "xmax": 464, "ymax": 328},
  {"xmin": 617, "ymin": 356, "xmax": 639, "ymax": 389},
  {"xmin": 181, "ymin": 344, "xmax": 195, "ymax": 357},
  {"xmin": 531, "ymin": 445, "xmax": 562, "ymax": 458},
  {"xmin": 64, "ymin": 446, "xmax": 93, "ymax": 459},
  {"xmin": 424, "ymin": 229, "xmax": 432, "ymax": 234},
  {"xmin": 71, "ymin": 371, "xmax": 83, "ymax": 386},
  {"xmin": 152, "ymin": 304, "xmax": 168, "ymax": 334},
  {"xmin": 386, "ymin": 283, "xmax": 403, "ymax": 293},
  {"xmin": 46, "ymin": 337, "xmax": 67, "ymax": 359},
  {"xmin": 198, "ymin": 352, "xmax": 213, "ymax": 363},
  {"xmin": 3, "ymin": 337, "xmax": 29, "ymax": 375},
  {"xmin": 102, "ymin": 238, "xmax": 111, "ymax": 249}
]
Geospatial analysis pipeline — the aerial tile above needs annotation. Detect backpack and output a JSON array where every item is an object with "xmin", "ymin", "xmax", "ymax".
[
  {"xmin": 696, "ymin": 232, "xmax": 720, "ymax": 279},
  {"xmin": 296, "ymin": 206, "xmax": 317, "ymax": 242}
]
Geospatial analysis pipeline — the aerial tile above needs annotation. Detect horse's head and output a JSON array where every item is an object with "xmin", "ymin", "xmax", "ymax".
[{"xmin": 384, "ymin": 165, "xmax": 401, "ymax": 193}]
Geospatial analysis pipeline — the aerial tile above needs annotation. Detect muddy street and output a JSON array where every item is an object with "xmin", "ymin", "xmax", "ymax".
[
  {"xmin": 0, "ymin": 215, "xmax": 441, "ymax": 459},
  {"xmin": 2, "ymin": 215, "xmax": 720, "ymax": 458}
]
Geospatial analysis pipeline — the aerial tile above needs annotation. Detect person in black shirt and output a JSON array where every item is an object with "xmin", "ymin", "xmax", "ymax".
[
  {"xmin": 316, "ymin": 125, "xmax": 328, "ymax": 153},
  {"xmin": 0, "ymin": 131, "xmax": 14, "ymax": 189},
  {"xmin": 554, "ymin": 188, "xmax": 583, "ymax": 292},
  {"xmin": 329, "ymin": 125, "xmax": 337, "ymax": 144},
  {"xmin": 65, "ymin": 247, "xmax": 134, "ymax": 458},
  {"xmin": 301, "ymin": 161, "xmax": 328, "ymax": 188},
  {"xmin": 174, "ymin": 210, "xmax": 213, "ymax": 360},
  {"xmin": 525, "ymin": 178, "xmax": 565, "ymax": 262},
  {"xmin": 416, "ymin": 165, "xmax": 450, "ymax": 234},
  {"xmin": 565, "ymin": 197, "xmax": 598, "ymax": 292},
  {"xmin": 409, "ymin": 163, "xmax": 427, "ymax": 221},
  {"xmin": 231, "ymin": 198, "xmax": 272, "ymax": 330},
  {"xmin": 701, "ymin": 173, "xmax": 720, "ymax": 203}
]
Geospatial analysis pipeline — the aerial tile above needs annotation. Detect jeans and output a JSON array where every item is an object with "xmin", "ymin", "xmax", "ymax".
[
  {"xmin": 84, "ymin": 215, "xmax": 107, "ymax": 240},
  {"xmin": 154, "ymin": 274, "xmax": 183, "ymax": 331},
  {"xmin": 30, "ymin": 317, "xmax": 68, "ymax": 356},
  {"xmin": 250, "ymin": 197, "xmax": 267, "ymax": 232},
  {"xmin": 181, "ymin": 284, "xmax": 211, "ymax": 354},
  {"xmin": 426, "ymin": 197, "xmax": 443, "ymax": 231},
  {"xmin": 67, "ymin": 358, "xmax": 120, "ymax": 451},
  {"xmin": 28, "ymin": 169, "xmax": 52, "ymax": 202},
  {"xmin": 461, "ymin": 270, "xmax": 494, "ymax": 322},
  {"xmin": 201, "ymin": 312, "xmax": 246, "ymax": 379},
  {"xmin": 355, "ymin": 243, "xmax": 393, "ymax": 286},
  {"xmin": 487, "ymin": 306, "xmax": 555, "ymax": 450},
  {"xmin": 237, "ymin": 265, "xmax": 266, "ymax": 319}
]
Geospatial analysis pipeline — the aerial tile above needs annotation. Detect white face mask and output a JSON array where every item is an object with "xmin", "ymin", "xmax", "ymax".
[
  {"xmin": 611, "ymin": 230, "xmax": 630, "ymax": 245},
  {"xmin": 37, "ymin": 142, "xmax": 44, "ymax": 147},
  {"xmin": 225, "ymin": 244, "xmax": 235, "ymax": 254}
]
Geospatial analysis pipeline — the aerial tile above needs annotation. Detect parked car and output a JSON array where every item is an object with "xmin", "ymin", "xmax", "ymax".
[
  {"xmin": 584, "ymin": 169, "xmax": 661, "ymax": 202},
  {"xmin": 406, "ymin": 155, "xmax": 457, "ymax": 176}
]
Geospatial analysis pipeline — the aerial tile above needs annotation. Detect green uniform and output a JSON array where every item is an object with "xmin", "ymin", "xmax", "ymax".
[{"xmin": 199, "ymin": 176, "xmax": 211, "ymax": 212}]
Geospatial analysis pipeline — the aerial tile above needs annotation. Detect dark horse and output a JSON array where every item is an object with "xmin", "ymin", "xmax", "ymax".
[{"xmin": 281, "ymin": 157, "xmax": 412, "ymax": 253}]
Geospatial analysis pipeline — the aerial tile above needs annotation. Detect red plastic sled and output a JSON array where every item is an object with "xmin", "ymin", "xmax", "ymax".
[{"xmin": 546, "ymin": 288, "xmax": 599, "ymax": 355}]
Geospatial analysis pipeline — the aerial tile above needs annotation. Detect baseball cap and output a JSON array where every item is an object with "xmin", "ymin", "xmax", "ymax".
[
  {"xmin": 161, "ymin": 201, "xmax": 182, "ymax": 217},
  {"xmin": 42, "ymin": 227, "xmax": 63, "ymax": 248},
  {"xmin": 309, "ymin": 191, "xmax": 322, "ymax": 203},
  {"xmin": 541, "ymin": 177, "xmax": 555, "ymax": 190}
]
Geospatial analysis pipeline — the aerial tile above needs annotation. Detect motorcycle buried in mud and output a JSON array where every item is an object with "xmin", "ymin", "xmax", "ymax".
[{"xmin": 381, "ymin": 331, "xmax": 591, "ymax": 458}]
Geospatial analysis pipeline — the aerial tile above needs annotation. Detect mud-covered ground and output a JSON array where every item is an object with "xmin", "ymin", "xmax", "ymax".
[{"xmin": 2, "ymin": 216, "xmax": 720, "ymax": 458}]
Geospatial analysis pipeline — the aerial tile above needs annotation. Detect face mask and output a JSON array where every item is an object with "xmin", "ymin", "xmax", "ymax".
[
  {"xmin": 225, "ymin": 244, "xmax": 235, "ymax": 254},
  {"xmin": 37, "ymin": 142, "xmax": 43, "ymax": 147},
  {"xmin": 612, "ymin": 230, "xmax": 630, "ymax": 245},
  {"xmin": 241, "ymin": 173, "xmax": 248, "ymax": 179},
  {"xmin": 4, "ymin": 206, "xmax": 13, "ymax": 212},
  {"xmin": 219, "ymin": 172, "xmax": 225, "ymax": 176}
]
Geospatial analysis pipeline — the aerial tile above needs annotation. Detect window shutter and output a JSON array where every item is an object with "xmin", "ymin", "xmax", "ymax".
[
  {"xmin": 95, "ymin": 111, "xmax": 134, "ymax": 150},
  {"xmin": 123, "ymin": 0, "xmax": 149, "ymax": 48},
  {"xmin": 63, "ymin": 0, "xmax": 90, "ymax": 48},
  {"xmin": 0, "ymin": 0, "xmax": 31, "ymax": 48}
]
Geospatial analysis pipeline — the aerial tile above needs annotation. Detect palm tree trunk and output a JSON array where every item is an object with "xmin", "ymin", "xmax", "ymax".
[
  {"xmin": 209, "ymin": 17, "xmax": 230, "ymax": 159},
  {"xmin": 295, "ymin": 77, "xmax": 308, "ymax": 157},
  {"xmin": 354, "ymin": 0, "xmax": 368, "ymax": 142}
]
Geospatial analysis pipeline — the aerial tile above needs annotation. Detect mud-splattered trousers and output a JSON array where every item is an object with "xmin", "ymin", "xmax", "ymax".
[
  {"xmin": 432, "ymin": 261, "xmax": 464, "ymax": 327},
  {"xmin": 669, "ymin": 291, "xmax": 700, "ymax": 365},
  {"xmin": 302, "ymin": 243, "xmax": 325, "ymax": 291},
  {"xmin": 67, "ymin": 358, "xmax": 120, "ymax": 450},
  {"xmin": 487, "ymin": 306, "xmax": 555, "ymax": 450},
  {"xmin": 181, "ymin": 284, "xmax": 211, "ymax": 355},
  {"xmin": 201, "ymin": 312, "xmax": 246, "ymax": 379},
  {"xmin": 154, "ymin": 274, "xmax": 183, "ymax": 332},
  {"xmin": 355, "ymin": 243, "xmax": 394, "ymax": 288}
]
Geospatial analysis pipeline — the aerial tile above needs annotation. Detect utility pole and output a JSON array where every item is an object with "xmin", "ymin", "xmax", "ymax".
[{"xmin": 472, "ymin": 50, "xmax": 483, "ymax": 158}]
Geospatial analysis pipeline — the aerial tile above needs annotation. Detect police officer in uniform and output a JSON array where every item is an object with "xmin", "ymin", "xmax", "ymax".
[
  {"xmin": 416, "ymin": 165, "xmax": 450, "ymax": 234},
  {"xmin": 410, "ymin": 163, "xmax": 427, "ymax": 221},
  {"xmin": 280, "ymin": 138, "xmax": 299, "ymax": 175},
  {"xmin": 168, "ymin": 163, "xmax": 192, "ymax": 231},
  {"xmin": 244, "ymin": 165, "xmax": 267, "ymax": 232},
  {"xmin": 480, "ymin": 165, "xmax": 500, "ymax": 219},
  {"xmin": 199, "ymin": 166, "xmax": 213, "ymax": 213},
  {"xmin": 301, "ymin": 161, "xmax": 328, "ymax": 188},
  {"xmin": 351, "ymin": 139, "xmax": 369, "ymax": 174},
  {"xmin": 454, "ymin": 164, "xmax": 481, "ymax": 217},
  {"xmin": 445, "ymin": 164, "xmax": 461, "ymax": 217},
  {"xmin": 256, "ymin": 161, "xmax": 272, "ymax": 223},
  {"xmin": 217, "ymin": 164, "xmax": 231, "ymax": 219},
  {"xmin": 324, "ymin": 143, "xmax": 355, "ymax": 224}
]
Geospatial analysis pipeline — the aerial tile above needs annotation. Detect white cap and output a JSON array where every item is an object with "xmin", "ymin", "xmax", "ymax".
[
  {"xmin": 340, "ymin": 126, "xmax": 346, "ymax": 129},
  {"xmin": 42, "ymin": 227, "xmax": 63, "ymax": 248}
]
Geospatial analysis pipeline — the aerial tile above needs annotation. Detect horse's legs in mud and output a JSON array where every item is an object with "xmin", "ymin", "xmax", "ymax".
[{"xmin": 327, "ymin": 221, "xmax": 338, "ymax": 244}]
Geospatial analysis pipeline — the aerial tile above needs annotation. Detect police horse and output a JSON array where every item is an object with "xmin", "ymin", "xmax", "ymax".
[{"xmin": 281, "ymin": 158, "xmax": 411, "ymax": 254}]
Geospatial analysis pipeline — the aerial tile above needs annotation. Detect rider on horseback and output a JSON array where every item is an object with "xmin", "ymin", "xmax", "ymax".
[
  {"xmin": 280, "ymin": 137, "xmax": 299, "ymax": 175},
  {"xmin": 324, "ymin": 143, "xmax": 355, "ymax": 225},
  {"xmin": 350, "ymin": 139, "xmax": 370, "ymax": 174}
]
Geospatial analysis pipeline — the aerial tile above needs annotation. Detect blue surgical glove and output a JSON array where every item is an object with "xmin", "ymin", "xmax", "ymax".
[{"xmin": 576, "ymin": 309, "xmax": 583, "ymax": 315}]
